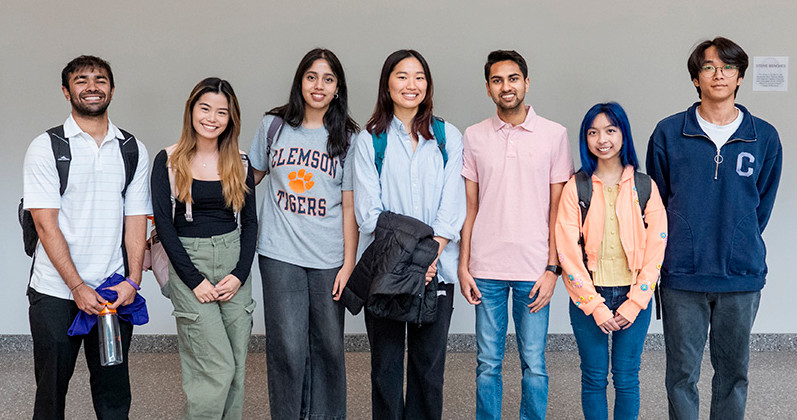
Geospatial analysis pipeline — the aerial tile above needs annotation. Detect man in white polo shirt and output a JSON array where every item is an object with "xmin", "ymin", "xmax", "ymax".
[
  {"xmin": 459, "ymin": 50, "xmax": 573, "ymax": 419},
  {"xmin": 23, "ymin": 55, "xmax": 151, "ymax": 419}
]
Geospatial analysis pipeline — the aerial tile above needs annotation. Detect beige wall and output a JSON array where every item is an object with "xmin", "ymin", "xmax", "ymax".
[{"xmin": 2, "ymin": 0, "xmax": 795, "ymax": 334}]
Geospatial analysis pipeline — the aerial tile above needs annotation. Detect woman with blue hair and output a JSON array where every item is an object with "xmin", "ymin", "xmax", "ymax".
[{"xmin": 555, "ymin": 102, "xmax": 668, "ymax": 419}]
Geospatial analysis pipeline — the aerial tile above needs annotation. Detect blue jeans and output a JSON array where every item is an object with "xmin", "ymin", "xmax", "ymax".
[
  {"xmin": 569, "ymin": 286, "xmax": 652, "ymax": 420},
  {"xmin": 661, "ymin": 287, "xmax": 760, "ymax": 420},
  {"xmin": 259, "ymin": 256, "xmax": 346, "ymax": 420},
  {"xmin": 475, "ymin": 279, "xmax": 549, "ymax": 420}
]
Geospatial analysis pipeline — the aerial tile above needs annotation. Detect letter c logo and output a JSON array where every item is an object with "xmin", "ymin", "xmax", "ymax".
[{"xmin": 736, "ymin": 152, "xmax": 755, "ymax": 177}]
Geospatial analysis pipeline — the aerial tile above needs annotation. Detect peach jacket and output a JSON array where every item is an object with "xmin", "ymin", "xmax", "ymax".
[{"xmin": 555, "ymin": 166, "xmax": 667, "ymax": 326}]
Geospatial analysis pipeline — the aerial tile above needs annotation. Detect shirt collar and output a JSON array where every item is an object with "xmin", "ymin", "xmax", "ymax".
[
  {"xmin": 390, "ymin": 115, "xmax": 407, "ymax": 134},
  {"xmin": 491, "ymin": 105, "xmax": 537, "ymax": 132},
  {"xmin": 682, "ymin": 102, "xmax": 756, "ymax": 142},
  {"xmin": 590, "ymin": 165, "xmax": 636, "ymax": 186},
  {"xmin": 63, "ymin": 114, "xmax": 123, "ymax": 144}
]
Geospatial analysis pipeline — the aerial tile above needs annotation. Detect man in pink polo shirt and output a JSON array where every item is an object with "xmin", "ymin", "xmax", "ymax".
[{"xmin": 459, "ymin": 50, "xmax": 574, "ymax": 420}]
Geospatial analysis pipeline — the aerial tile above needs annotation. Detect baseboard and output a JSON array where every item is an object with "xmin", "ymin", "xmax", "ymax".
[{"xmin": 2, "ymin": 333, "xmax": 795, "ymax": 353}]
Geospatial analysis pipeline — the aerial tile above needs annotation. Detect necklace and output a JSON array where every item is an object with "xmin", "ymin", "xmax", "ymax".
[{"xmin": 197, "ymin": 151, "xmax": 218, "ymax": 168}]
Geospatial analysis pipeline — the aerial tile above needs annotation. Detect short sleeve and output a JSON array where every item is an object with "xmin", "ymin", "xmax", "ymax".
[
  {"xmin": 341, "ymin": 135, "xmax": 354, "ymax": 191},
  {"xmin": 23, "ymin": 133, "xmax": 61, "ymax": 209},
  {"xmin": 550, "ymin": 128, "xmax": 574, "ymax": 183},
  {"xmin": 461, "ymin": 127, "xmax": 479, "ymax": 182},
  {"xmin": 123, "ymin": 140, "xmax": 152, "ymax": 216},
  {"xmin": 248, "ymin": 115, "xmax": 273, "ymax": 173}
]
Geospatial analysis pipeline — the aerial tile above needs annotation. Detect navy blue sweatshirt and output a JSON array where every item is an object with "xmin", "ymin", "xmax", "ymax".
[{"xmin": 646, "ymin": 103, "xmax": 782, "ymax": 293}]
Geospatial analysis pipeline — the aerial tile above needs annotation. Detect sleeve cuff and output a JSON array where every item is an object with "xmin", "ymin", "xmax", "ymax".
[
  {"xmin": 616, "ymin": 300, "xmax": 643, "ymax": 324},
  {"xmin": 591, "ymin": 305, "xmax": 614, "ymax": 326}
]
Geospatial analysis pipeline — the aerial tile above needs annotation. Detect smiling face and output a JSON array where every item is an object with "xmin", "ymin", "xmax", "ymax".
[
  {"xmin": 301, "ymin": 58, "xmax": 338, "ymax": 113},
  {"xmin": 388, "ymin": 57, "xmax": 427, "ymax": 115},
  {"xmin": 693, "ymin": 45, "xmax": 743, "ymax": 104},
  {"xmin": 191, "ymin": 92, "xmax": 230, "ymax": 142},
  {"xmin": 62, "ymin": 66, "xmax": 114, "ymax": 117},
  {"xmin": 486, "ymin": 60, "xmax": 529, "ymax": 111},
  {"xmin": 587, "ymin": 113, "xmax": 622, "ymax": 164}
]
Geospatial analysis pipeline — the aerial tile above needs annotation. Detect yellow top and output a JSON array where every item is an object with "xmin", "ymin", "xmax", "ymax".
[{"xmin": 592, "ymin": 185, "xmax": 634, "ymax": 287}]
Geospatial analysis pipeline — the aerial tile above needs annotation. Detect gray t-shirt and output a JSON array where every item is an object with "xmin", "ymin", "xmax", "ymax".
[{"xmin": 249, "ymin": 114, "xmax": 352, "ymax": 269}]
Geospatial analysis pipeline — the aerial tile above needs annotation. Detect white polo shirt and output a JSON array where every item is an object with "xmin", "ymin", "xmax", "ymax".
[{"xmin": 23, "ymin": 115, "xmax": 152, "ymax": 300}]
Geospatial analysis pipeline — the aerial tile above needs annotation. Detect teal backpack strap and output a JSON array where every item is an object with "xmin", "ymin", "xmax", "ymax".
[
  {"xmin": 372, "ymin": 131, "xmax": 387, "ymax": 176},
  {"xmin": 432, "ymin": 116, "xmax": 447, "ymax": 168}
]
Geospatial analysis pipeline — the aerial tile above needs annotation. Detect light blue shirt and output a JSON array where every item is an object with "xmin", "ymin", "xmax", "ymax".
[{"xmin": 352, "ymin": 116, "xmax": 466, "ymax": 284}]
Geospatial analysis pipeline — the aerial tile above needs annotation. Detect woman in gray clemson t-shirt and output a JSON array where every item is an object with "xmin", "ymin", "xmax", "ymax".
[{"xmin": 248, "ymin": 48, "xmax": 359, "ymax": 420}]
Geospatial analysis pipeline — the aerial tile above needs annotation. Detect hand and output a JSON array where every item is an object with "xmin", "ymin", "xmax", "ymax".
[
  {"xmin": 614, "ymin": 313, "xmax": 633, "ymax": 330},
  {"xmin": 107, "ymin": 280, "xmax": 137, "ymax": 309},
  {"xmin": 73, "ymin": 283, "xmax": 107, "ymax": 315},
  {"xmin": 527, "ymin": 271, "xmax": 557, "ymax": 313},
  {"xmin": 598, "ymin": 317, "xmax": 622, "ymax": 334},
  {"xmin": 425, "ymin": 259, "xmax": 438, "ymax": 285},
  {"xmin": 215, "ymin": 275, "xmax": 242, "ymax": 302},
  {"xmin": 457, "ymin": 266, "xmax": 482, "ymax": 305},
  {"xmin": 332, "ymin": 263, "xmax": 354, "ymax": 301},
  {"xmin": 193, "ymin": 279, "xmax": 220, "ymax": 303}
]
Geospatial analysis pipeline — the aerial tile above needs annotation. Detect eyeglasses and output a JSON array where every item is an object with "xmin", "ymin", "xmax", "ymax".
[{"xmin": 700, "ymin": 64, "xmax": 739, "ymax": 77}]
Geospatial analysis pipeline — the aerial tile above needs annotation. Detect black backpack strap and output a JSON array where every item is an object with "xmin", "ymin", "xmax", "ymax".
[
  {"xmin": 46, "ymin": 126, "xmax": 70, "ymax": 195},
  {"xmin": 117, "ymin": 129, "xmax": 139, "ymax": 198},
  {"xmin": 574, "ymin": 170, "xmax": 592, "ymax": 277},
  {"xmin": 117, "ymin": 128, "xmax": 139, "ymax": 278},
  {"xmin": 264, "ymin": 116, "xmax": 284, "ymax": 175},
  {"xmin": 632, "ymin": 171, "xmax": 660, "ymax": 319},
  {"xmin": 633, "ymin": 171, "xmax": 652, "ymax": 228},
  {"xmin": 574, "ymin": 170, "xmax": 592, "ymax": 227}
]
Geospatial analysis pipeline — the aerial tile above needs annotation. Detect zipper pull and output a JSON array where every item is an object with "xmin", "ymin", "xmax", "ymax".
[{"xmin": 713, "ymin": 151, "xmax": 723, "ymax": 180}]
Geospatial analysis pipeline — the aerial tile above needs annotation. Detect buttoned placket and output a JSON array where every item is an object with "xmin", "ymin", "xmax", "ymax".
[
  {"xmin": 396, "ymin": 127, "xmax": 424, "ymax": 219},
  {"xmin": 503, "ymin": 125, "xmax": 518, "ymax": 159}
]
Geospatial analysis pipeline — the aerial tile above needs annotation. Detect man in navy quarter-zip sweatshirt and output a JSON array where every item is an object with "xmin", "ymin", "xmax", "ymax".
[{"xmin": 646, "ymin": 37, "xmax": 782, "ymax": 420}]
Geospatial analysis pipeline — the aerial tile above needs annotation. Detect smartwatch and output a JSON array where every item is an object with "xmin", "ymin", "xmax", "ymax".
[{"xmin": 545, "ymin": 265, "xmax": 562, "ymax": 275}]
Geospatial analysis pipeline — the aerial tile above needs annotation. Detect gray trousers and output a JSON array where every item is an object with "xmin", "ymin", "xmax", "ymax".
[
  {"xmin": 169, "ymin": 230, "xmax": 256, "ymax": 420},
  {"xmin": 662, "ymin": 287, "xmax": 760, "ymax": 420}
]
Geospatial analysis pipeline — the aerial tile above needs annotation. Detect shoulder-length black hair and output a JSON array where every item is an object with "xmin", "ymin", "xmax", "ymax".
[
  {"xmin": 267, "ymin": 48, "xmax": 358, "ymax": 158},
  {"xmin": 578, "ymin": 102, "xmax": 639, "ymax": 176},
  {"xmin": 366, "ymin": 49, "xmax": 435, "ymax": 141}
]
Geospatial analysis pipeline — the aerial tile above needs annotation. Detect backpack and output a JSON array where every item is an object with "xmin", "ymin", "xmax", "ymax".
[
  {"xmin": 371, "ymin": 116, "xmax": 447, "ymax": 176},
  {"xmin": 144, "ymin": 148, "xmax": 249, "ymax": 297},
  {"xmin": 573, "ymin": 169, "xmax": 661, "ymax": 319},
  {"xmin": 19, "ymin": 125, "xmax": 139, "ymax": 259}
]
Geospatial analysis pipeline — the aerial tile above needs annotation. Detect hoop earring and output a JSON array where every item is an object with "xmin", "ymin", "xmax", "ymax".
[{"xmin": 334, "ymin": 93, "xmax": 339, "ymax": 99}]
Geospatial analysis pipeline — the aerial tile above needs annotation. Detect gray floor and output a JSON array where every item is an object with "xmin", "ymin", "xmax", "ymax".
[{"xmin": 1, "ymin": 350, "xmax": 794, "ymax": 419}]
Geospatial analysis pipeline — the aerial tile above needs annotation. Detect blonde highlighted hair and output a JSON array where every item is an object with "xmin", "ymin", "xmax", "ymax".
[{"xmin": 170, "ymin": 77, "xmax": 248, "ymax": 211}]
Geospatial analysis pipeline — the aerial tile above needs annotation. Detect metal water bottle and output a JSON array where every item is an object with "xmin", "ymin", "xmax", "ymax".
[{"xmin": 98, "ymin": 302, "xmax": 123, "ymax": 366}]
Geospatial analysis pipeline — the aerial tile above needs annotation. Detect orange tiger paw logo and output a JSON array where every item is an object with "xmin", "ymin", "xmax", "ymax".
[{"xmin": 288, "ymin": 169, "xmax": 314, "ymax": 193}]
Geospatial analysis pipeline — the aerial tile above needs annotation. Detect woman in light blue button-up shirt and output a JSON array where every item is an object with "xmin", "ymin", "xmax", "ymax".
[{"xmin": 352, "ymin": 49, "xmax": 466, "ymax": 420}]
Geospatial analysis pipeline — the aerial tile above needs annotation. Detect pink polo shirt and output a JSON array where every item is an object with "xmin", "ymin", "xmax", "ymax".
[{"xmin": 462, "ymin": 106, "xmax": 573, "ymax": 281}]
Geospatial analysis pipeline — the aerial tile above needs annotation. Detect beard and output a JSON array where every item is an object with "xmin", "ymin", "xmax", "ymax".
[
  {"xmin": 493, "ymin": 91, "xmax": 525, "ymax": 112},
  {"xmin": 70, "ymin": 93, "xmax": 111, "ymax": 117}
]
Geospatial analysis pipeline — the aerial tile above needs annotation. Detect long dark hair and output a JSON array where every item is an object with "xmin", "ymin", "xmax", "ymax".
[
  {"xmin": 366, "ymin": 49, "xmax": 435, "ymax": 141},
  {"xmin": 267, "ymin": 48, "xmax": 358, "ymax": 158}
]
